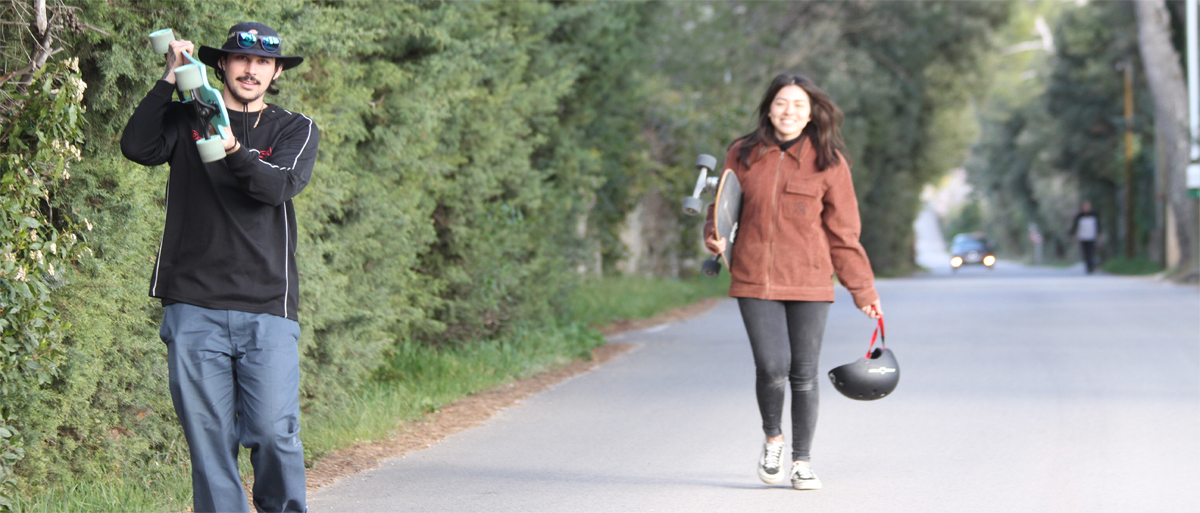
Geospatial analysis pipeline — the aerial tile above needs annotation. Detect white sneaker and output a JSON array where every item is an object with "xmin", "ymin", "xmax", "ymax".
[
  {"xmin": 790, "ymin": 461, "xmax": 822, "ymax": 490},
  {"xmin": 757, "ymin": 441, "xmax": 787, "ymax": 484}
]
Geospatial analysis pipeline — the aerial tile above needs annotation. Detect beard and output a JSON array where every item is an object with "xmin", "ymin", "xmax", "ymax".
[{"xmin": 226, "ymin": 75, "xmax": 268, "ymax": 106}]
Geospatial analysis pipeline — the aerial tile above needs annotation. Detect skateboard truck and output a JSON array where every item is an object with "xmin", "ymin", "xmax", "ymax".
[
  {"xmin": 681, "ymin": 154, "xmax": 719, "ymax": 216},
  {"xmin": 149, "ymin": 29, "xmax": 231, "ymax": 163},
  {"xmin": 700, "ymin": 253, "xmax": 722, "ymax": 277},
  {"xmin": 681, "ymin": 154, "xmax": 736, "ymax": 277}
]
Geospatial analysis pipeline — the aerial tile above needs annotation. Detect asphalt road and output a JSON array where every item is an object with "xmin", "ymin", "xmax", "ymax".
[{"xmin": 310, "ymin": 208, "xmax": 1200, "ymax": 512}]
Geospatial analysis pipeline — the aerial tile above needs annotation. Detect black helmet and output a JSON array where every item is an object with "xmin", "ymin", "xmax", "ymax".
[{"xmin": 828, "ymin": 318, "xmax": 899, "ymax": 401}]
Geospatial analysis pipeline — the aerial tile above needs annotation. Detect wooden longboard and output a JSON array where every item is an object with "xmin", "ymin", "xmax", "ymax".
[{"xmin": 712, "ymin": 168, "xmax": 743, "ymax": 270}]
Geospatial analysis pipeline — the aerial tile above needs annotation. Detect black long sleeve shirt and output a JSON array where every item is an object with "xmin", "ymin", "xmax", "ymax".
[{"xmin": 121, "ymin": 80, "xmax": 319, "ymax": 321}]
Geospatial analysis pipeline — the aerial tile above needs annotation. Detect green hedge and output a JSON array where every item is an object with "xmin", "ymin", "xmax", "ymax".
[{"xmin": 3, "ymin": 0, "xmax": 654, "ymax": 502}]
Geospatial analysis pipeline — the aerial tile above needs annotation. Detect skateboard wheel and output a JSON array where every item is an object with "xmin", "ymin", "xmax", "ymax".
[
  {"xmin": 149, "ymin": 29, "xmax": 175, "ymax": 55},
  {"xmin": 682, "ymin": 196, "xmax": 704, "ymax": 216},
  {"xmin": 175, "ymin": 64, "xmax": 204, "ymax": 92},
  {"xmin": 696, "ymin": 154, "xmax": 717, "ymax": 172},
  {"xmin": 196, "ymin": 137, "xmax": 227, "ymax": 163},
  {"xmin": 701, "ymin": 257, "xmax": 722, "ymax": 277}
]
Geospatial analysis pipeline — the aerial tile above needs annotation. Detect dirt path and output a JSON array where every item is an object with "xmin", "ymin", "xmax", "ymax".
[{"xmin": 304, "ymin": 297, "xmax": 723, "ymax": 493}]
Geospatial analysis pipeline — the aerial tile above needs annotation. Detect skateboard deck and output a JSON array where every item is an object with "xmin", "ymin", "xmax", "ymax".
[
  {"xmin": 149, "ymin": 29, "xmax": 231, "ymax": 162},
  {"xmin": 712, "ymin": 168, "xmax": 742, "ymax": 270},
  {"xmin": 182, "ymin": 62, "xmax": 230, "ymax": 133}
]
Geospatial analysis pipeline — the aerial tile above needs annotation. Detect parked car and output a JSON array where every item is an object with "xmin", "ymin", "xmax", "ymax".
[{"xmin": 949, "ymin": 233, "xmax": 996, "ymax": 271}]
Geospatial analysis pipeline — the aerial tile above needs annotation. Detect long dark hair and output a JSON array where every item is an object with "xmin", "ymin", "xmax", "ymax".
[{"xmin": 731, "ymin": 74, "xmax": 847, "ymax": 171}]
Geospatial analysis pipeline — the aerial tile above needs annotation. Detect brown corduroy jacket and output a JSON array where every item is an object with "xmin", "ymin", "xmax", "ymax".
[{"xmin": 704, "ymin": 137, "xmax": 878, "ymax": 308}]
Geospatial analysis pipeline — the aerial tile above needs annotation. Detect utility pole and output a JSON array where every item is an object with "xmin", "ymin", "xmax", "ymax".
[
  {"xmin": 1124, "ymin": 59, "xmax": 1136, "ymax": 259},
  {"xmin": 1189, "ymin": 0, "xmax": 1200, "ymax": 278},
  {"xmin": 1189, "ymin": 0, "xmax": 1200, "ymax": 197}
]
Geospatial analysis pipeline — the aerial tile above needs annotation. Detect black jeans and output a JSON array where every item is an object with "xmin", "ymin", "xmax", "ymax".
[
  {"xmin": 737, "ymin": 298, "xmax": 831, "ymax": 463},
  {"xmin": 1080, "ymin": 240, "xmax": 1096, "ymax": 274}
]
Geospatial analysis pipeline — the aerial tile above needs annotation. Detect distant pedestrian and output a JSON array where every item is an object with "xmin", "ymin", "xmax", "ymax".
[
  {"xmin": 1069, "ymin": 201, "xmax": 1101, "ymax": 274},
  {"xmin": 703, "ymin": 74, "xmax": 880, "ymax": 491},
  {"xmin": 120, "ymin": 22, "xmax": 316, "ymax": 513}
]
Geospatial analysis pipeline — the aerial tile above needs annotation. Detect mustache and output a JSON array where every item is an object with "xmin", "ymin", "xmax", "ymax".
[{"xmin": 235, "ymin": 75, "xmax": 260, "ymax": 85}]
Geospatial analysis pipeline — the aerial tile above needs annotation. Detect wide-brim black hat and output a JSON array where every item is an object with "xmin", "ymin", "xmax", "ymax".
[{"xmin": 198, "ymin": 22, "xmax": 303, "ymax": 71}]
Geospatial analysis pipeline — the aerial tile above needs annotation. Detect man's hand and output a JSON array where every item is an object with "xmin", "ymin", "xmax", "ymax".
[
  {"xmin": 214, "ymin": 125, "xmax": 240, "ymax": 153},
  {"xmin": 162, "ymin": 39, "xmax": 195, "ymax": 84}
]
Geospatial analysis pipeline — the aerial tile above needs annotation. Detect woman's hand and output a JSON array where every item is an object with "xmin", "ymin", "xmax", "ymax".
[
  {"xmin": 705, "ymin": 231, "xmax": 727, "ymax": 256},
  {"xmin": 860, "ymin": 299, "xmax": 883, "ymax": 319}
]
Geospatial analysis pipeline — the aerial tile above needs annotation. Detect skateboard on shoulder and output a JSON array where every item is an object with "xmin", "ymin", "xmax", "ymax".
[
  {"xmin": 681, "ymin": 154, "xmax": 743, "ymax": 277},
  {"xmin": 149, "ymin": 29, "xmax": 231, "ymax": 163}
]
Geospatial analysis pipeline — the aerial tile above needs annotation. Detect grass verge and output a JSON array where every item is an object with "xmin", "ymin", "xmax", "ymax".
[
  {"xmin": 565, "ymin": 273, "xmax": 731, "ymax": 328},
  {"xmin": 1101, "ymin": 257, "xmax": 1164, "ymax": 276},
  {"xmin": 13, "ymin": 274, "xmax": 729, "ymax": 512},
  {"xmin": 11, "ymin": 469, "xmax": 192, "ymax": 513}
]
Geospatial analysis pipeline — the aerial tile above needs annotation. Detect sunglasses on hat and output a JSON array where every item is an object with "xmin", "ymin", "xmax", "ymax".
[{"xmin": 229, "ymin": 31, "xmax": 281, "ymax": 52}]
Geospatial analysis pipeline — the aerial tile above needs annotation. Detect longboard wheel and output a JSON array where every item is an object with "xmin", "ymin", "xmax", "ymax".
[
  {"xmin": 682, "ymin": 196, "xmax": 704, "ymax": 216},
  {"xmin": 174, "ymin": 64, "xmax": 204, "ymax": 92},
  {"xmin": 196, "ymin": 137, "xmax": 227, "ymax": 163},
  {"xmin": 701, "ymin": 257, "xmax": 722, "ymax": 277},
  {"xmin": 696, "ymin": 154, "xmax": 717, "ymax": 172},
  {"xmin": 149, "ymin": 29, "xmax": 175, "ymax": 55}
]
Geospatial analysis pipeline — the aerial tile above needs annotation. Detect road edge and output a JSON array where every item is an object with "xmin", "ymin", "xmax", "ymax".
[{"xmin": 304, "ymin": 296, "xmax": 726, "ymax": 493}]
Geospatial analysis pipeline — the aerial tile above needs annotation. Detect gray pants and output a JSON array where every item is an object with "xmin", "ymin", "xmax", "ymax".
[
  {"xmin": 737, "ymin": 298, "xmax": 831, "ymax": 463},
  {"xmin": 161, "ymin": 303, "xmax": 306, "ymax": 513}
]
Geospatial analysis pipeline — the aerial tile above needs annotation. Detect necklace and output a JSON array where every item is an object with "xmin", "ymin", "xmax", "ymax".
[{"xmin": 253, "ymin": 107, "xmax": 263, "ymax": 130}]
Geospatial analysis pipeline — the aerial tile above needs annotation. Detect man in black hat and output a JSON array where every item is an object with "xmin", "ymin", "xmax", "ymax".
[{"xmin": 121, "ymin": 22, "xmax": 316, "ymax": 513}]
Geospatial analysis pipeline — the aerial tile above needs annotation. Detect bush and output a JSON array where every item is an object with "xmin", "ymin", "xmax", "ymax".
[{"xmin": 0, "ymin": 57, "xmax": 90, "ymax": 509}]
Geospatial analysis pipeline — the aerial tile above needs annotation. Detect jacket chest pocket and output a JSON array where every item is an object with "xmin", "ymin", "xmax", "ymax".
[{"xmin": 782, "ymin": 177, "xmax": 824, "ymax": 219}]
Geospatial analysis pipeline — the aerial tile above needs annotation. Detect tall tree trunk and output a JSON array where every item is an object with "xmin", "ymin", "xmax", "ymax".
[{"xmin": 1136, "ymin": 0, "xmax": 1199, "ymax": 280}]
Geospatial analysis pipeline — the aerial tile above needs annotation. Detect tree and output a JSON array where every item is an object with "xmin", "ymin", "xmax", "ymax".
[
  {"xmin": 965, "ymin": 1, "xmax": 1160, "ymax": 267},
  {"xmin": 632, "ymin": 1, "xmax": 1009, "ymax": 276},
  {"xmin": 1136, "ymin": 0, "xmax": 1198, "ymax": 280}
]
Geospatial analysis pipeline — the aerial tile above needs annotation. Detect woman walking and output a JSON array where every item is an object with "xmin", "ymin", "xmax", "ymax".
[{"xmin": 703, "ymin": 74, "xmax": 882, "ymax": 490}]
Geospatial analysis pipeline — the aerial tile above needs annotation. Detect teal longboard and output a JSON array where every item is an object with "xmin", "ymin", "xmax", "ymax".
[{"xmin": 148, "ymin": 29, "xmax": 231, "ymax": 163}]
